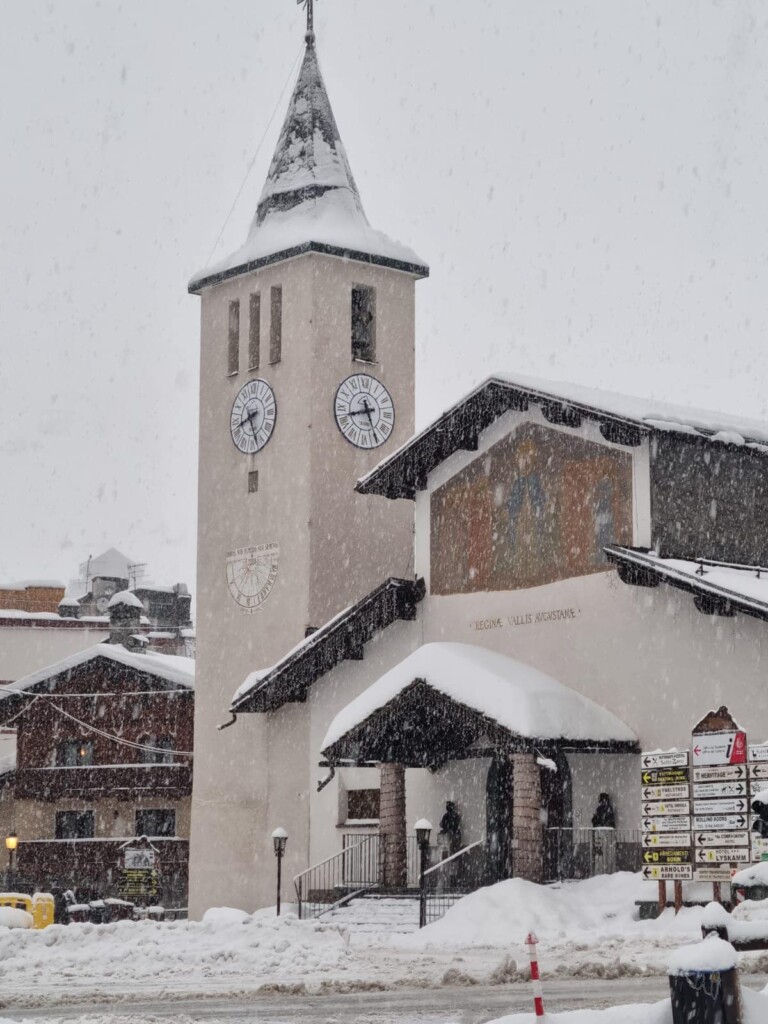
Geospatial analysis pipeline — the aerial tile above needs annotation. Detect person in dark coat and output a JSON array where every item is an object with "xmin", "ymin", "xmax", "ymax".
[
  {"xmin": 439, "ymin": 801, "xmax": 462, "ymax": 855},
  {"xmin": 591, "ymin": 792, "xmax": 616, "ymax": 829}
]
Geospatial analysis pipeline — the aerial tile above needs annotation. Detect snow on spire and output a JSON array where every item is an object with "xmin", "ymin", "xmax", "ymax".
[
  {"xmin": 189, "ymin": 30, "xmax": 428, "ymax": 293},
  {"xmin": 253, "ymin": 41, "xmax": 364, "ymax": 231}
]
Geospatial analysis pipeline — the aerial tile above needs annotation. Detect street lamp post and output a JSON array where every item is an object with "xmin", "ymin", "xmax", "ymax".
[
  {"xmin": 5, "ymin": 832, "xmax": 18, "ymax": 890},
  {"xmin": 271, "ymin": 827, "xmax": 288, "ymax": 917},
  {"xmin": 415, "ymin": 819, "xmax": 432, "ymax": 929}
]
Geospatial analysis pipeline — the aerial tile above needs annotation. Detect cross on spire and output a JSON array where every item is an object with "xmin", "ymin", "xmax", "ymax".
[{"xmin": 298, "ymin": 0, "xmax": 316, "ymax": 46}]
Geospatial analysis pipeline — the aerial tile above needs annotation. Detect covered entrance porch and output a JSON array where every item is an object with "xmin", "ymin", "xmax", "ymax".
[{"xmin": 301, "ymin": 643, "xmax": 638, "ymax": 921}]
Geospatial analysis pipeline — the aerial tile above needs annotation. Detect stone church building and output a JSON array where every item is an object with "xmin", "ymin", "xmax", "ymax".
[{"xmin": 188, "ymin": 14, "xmax": 768, "ymax": 916}]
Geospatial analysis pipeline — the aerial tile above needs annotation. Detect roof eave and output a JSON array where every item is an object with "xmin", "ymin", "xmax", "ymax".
[
  {"xmin": 356, "ymin": 377, "xmax": 650, "ymax": 500},
  {"xmin": 606, "ymin": 545, "xmax": 768, "ymax": 623},
  {"xmin": 189, "ymin": 241, "xmax": 429, "ymax": 295},
  {"xmin": 231, "ymin": 577, "xmax": 425, "ymax": 714}
]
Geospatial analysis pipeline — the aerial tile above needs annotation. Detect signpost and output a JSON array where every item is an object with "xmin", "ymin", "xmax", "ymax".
[
  {"xmin": 639, "ymin": 750, "xmax": 691, "ymax": 915},
  {"xmin": 691, "ymin": 708, "xmax": 748, "ymax": 896}
]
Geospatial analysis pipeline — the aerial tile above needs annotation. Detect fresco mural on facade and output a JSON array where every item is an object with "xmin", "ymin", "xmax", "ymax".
[{"xmin": 430, "ymin": 423, "xmax": 634, "ymax": 595}]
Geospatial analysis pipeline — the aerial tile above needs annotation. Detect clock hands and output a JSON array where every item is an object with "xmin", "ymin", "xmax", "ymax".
[{"xmin": 239, "ymin": 406, "xmax": 260, "ymax": 435}]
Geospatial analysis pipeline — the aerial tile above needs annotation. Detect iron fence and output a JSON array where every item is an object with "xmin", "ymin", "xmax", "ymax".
[
  {"xmin": 544, "ymin": 827, "xmax": 642, "ymax": 880},
  {"xmin": 296, "ymin": 835, "xmax": 379, "ymax": 919}
]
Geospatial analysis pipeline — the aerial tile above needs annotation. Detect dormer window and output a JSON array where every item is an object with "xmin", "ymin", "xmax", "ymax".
[{"xmin": 351, "ymin": 285, "xmax": 376, "ymax": 362}]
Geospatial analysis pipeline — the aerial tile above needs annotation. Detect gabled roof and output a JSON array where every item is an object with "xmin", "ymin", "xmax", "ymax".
[
  {"xmin": 231, "ymin": 577, "xmax": 425, "ymax": 714},
  {"xmin": 321, "ymin": 643, "xmax": 637, "ymax": 765},
  {"xmin": 357, "ymin": 373, "xmax": 768, "ymax": 500},
  {"xmin": 606, "ymin": 546, "xmax": 768, "ymax": 622},
  {"xmin": 189, "ymin": 41, "xmax": 428, "ymax": 293},
  {"xmin": 0, "ymin": 645, "xmax": 195, "ymax": 706}
]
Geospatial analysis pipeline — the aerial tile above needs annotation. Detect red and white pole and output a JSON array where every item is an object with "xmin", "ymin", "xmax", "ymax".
[{"xmin": 526, "ymin": 931, "xmax": 545, "ymax": 1018}]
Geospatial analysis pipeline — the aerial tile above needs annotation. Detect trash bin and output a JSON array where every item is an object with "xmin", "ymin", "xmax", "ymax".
[
  {"xmin": 67, "ymin": 904, "xmax": 90, "ymax": 924},
  {"xmin": 88, "ymin": 900, "xmax": 107, "ymax": 925},
  {"xmin": 32, "ymin": 893, "xmax": 54, "ymax": 929},
  {"xmin": 668, "ymin": 937, "xmax": 743, "ymax": 1024},
  {"xmin": 103, "ymin": 898, "xmax": 134, "ymax": 922}
]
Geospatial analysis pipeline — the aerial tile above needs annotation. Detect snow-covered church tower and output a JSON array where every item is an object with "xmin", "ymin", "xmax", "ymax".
[{"xmin": 187, "ymin": 12, "xmax": 428, "ymax": 915}]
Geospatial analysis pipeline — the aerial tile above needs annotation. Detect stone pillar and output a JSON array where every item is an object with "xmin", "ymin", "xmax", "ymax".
[
  {"xmin": 379, "ymin": 763, "xmax": 407, "ymax": 888},
  {"xmin": 512, "ymin": 752, "xmax": 544, "ymax": 883}
]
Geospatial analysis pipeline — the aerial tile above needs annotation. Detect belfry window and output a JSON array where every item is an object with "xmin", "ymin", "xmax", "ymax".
[
  {"xmin": 249, "ymin": 293, "xmax": 261, "ymax": 370},
  {"xmin": 269, "ymin": 286, "xmax": 282, "ymax": 364},
  {"xmin": 351, "ymin": 285, "xmax": 376, "ymax": 362},
  {"xmin": 228, "ymin": 300, "xmax": 240, "ymax": 375}
]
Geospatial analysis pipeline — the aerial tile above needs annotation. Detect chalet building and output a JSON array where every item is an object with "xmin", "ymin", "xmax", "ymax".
[
  {"xmin": 0, "ymin": 605, "xmax": 194, "ymax": 906},
  {"xmin": 188, "ymin": 11, "xmax": 768, "ymax": 916}
]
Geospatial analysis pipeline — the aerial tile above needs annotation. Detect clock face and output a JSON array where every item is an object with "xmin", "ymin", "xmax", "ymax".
[
  {"xmin": 230, "ymin": 379, "xmax": 277, "ymax": 454},
  {"xmin": 226, "ymin": 543, "xmax": 280, "ymax": 612},
  {"xmin": 334, "ymin": 374, "xmax": 395, "ymax": 449}
]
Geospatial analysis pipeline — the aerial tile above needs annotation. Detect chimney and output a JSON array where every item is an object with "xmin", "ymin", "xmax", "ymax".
[{"xmin": 107, "ymin": 591, "xmax": 145, "ymax": 648}]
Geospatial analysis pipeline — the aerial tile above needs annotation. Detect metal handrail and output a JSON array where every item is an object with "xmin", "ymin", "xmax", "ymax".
[
  {"xmin": 294, "ymin": 835, "xmax": 379, "ymax": 920},
  {"xmin": 423, "ymin": 839, "xmax": 482, "ymax": 877},
  {"xmin": 292, "ymin": 836, "xmax": 372, "ymax": 885}
]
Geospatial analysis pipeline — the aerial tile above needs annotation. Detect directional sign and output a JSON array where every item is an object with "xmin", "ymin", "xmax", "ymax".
[
  {"xmin": 694, "ymin": 866, "xmax": 733, "ymax": 882},
  {"xmin": 693, "ymin": 781, "xmax": 748, "ymax": 799},
  {"xmin": 641, "ymin": 751, "xmax": 689, "ymax": 770},
  {"xmin": 749, "ymin": 744, "xmax": 768, "ymax": 763},
  {"xmin": 693, "ymin": 798, "xmax": 749, "ymax": 816},
  {"xmin": 751, "ymin": 837, "xmax": 768, "ymax": 861},
  {"xmin": 695, "ymin": 847, "xmax": 750, "ymax": 864},
  {"xmin": 643, "ymin": 832, "xmax": 692, "ymax": 848},
  {"xmin": 643, "ymin": 864, "xmax": 693, "ymax": 881},
  {"xmin": 693, "ymin": 765, "xmax": 747, "ymax": 783},
  {"xmin": 691, "ymin": 730, "xmax": 747, "ymax": 766},
  {"xmin": 641, "ymin": 784, "xmax": 691, "ymax": 801},
  {"xmin": 641, "ymin": 768, "xmax": 690, "ymax": 787},
  {"xmin": 642, "ymin": 848, "xmax": 692, "ymax": 866},
  {"xmin": 749, "ymin": 763, "xmax": 768, "ymax": 781},
  {"xmin": 643, "ymin": 800, "xmax": 691, "ymax": 817},
  {"xmin": 693, "ymin": 814, "xmax": 748, "ymax": 831},
  {"xmin": 695, "ymin": 831, "xmax": 750, "ymax": 848},
  {"xmin": 643, "ymin": 815, "xmax": 691, "ymax": 833}
]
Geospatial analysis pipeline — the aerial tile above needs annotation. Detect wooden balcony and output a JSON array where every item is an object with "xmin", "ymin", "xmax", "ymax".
[{"xmin": 14, "ymin": 763, "xmax": 192, "ymax": 800}]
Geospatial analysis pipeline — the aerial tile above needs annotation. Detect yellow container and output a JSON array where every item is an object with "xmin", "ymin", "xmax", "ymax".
[
  {"xmin": 0, "ymin": 893, "xmax": 32, "ymax": 914},
  {"xmin": 32, "ymin": 892, "xmax": 54, "ymax": 929}
]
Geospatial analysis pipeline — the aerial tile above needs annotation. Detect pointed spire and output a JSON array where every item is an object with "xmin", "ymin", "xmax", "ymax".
[
  {"xmin": 253, "ymin": 42, "xmax": 365, "ymax": 230},
  {"xmin": 189, "ymin": 31, "xmax": 428, "ymax": 294}
]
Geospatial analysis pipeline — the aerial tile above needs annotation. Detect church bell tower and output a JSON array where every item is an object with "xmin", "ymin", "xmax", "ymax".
[{"xmin": 187, "ymin": 5, "xmax": 429, "ymax": 915}]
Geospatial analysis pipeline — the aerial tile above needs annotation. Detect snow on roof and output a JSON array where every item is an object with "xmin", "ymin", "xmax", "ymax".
[
  {"xmin": 0, "ymin": 579, "xmax": 65, "ymax": 591},
  {"xmin": 107, "ymin": 590, "xmax": 145, "ymax": 611},
  {"xmin": 358, "ymin": 372, "xmax": 768, "ymax": 497},
  {"xmin": 607, "ymin": 547, "xmax": 768, "ymax": 619},
  {"xmin": 0, "ymin": 728, "xmax": 16, "ymax": 777},
  {"xmin": 321, "ymin": 642, "xmax": 637, "ymax": 751},
  {"xmin": 82, "ymin": 548, "xmax": 132, "ymax": 580},
  {"xmin": 189, "ymin": 42, "xmax": 427, "ymax": 293},
  {"xmin": 58, "ymin": 598, "xmax": 81, "ymax": 607},
  {"xmin": 0, "ymin": 645, "xmax": 194, "ymax": 700}
]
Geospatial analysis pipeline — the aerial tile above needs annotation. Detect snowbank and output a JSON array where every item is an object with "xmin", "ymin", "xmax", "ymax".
[
  {"xmin": 733, "ymin": 861, "xmax": 768, "ymax": 886},
  {"xmin": 0, "ymin": 910, "xmax": 351, "ymax": 994},
  {"xmin": 406, "ymin": 873, "xmax": 690, "ymax": 949}
]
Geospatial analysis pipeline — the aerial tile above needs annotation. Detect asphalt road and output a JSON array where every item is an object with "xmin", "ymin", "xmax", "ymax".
[{"xmin": 13, "ymin": 975, "xmax": 768, "ymax": 1022}]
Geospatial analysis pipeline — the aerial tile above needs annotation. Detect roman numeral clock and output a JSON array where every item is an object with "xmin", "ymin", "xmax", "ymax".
[{"xmin": 334, "ymin": 374, "xmax": 395, "ymax": 449}]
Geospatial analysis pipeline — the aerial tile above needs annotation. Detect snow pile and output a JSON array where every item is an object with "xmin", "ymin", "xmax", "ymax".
[
  {"xmin": 106, "ymin": 590, "xmax": 144, "ymax": 610},
  {"xmin": 733, "ymin": 861, "xmax": 768, "ymax": 886},
  {"xmin": 0, "ymin": 907, "xmax": 32, "ymax": 929},
  {"xmin": 487, "ymin": 1002, "xmax": 673, "ymax": 1024},
  {"xmin": 0, "ymin": 910, "xmax": 351, "ymax": 995},
  {"xmin": 667, "ymin": 935, "xmax": 737, "ymax": 974},
  {"xmin": 407, "ymin": 873, "xmax": 657, "ymax": 949},
  {"xmin": 322, "ymin": 643, "xmax": 636, "ymax": 750}
]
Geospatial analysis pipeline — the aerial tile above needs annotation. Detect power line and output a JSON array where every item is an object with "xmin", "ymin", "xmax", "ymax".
[{"xmin": 204, "ymin": 45, "xmax": 303, "ymax": 267}]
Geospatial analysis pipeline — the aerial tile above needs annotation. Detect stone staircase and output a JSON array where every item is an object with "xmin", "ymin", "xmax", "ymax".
[{"xmin": 322, "ymin": 894, "xmax": 422, "ymax": 934}]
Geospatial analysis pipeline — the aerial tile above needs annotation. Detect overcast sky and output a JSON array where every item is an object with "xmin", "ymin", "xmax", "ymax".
[{"xmin": 1, "ymin": 0, "xmax": 766, "ymax": 593}]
